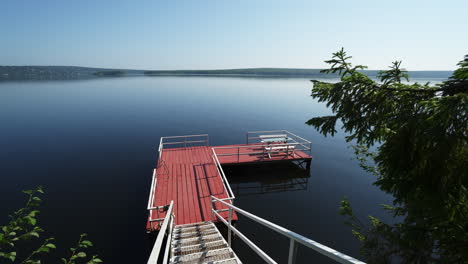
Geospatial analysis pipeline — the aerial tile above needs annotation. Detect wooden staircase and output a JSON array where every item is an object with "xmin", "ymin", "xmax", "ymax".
[{"xmin": 169, "ymin": 221, "xmax": 242, "ymax": 264}]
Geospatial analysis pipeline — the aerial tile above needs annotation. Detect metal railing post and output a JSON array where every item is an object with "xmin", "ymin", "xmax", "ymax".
[
  {"xmin": 228, "ymin": 207, "xmax": 233, "ymax": 246},
  {"xmin": 210, "ymin": 196, "xmax": 214, "ymax": 221},
  {"xmin": 211, "ymin": 196, "xmax": 366, "ymax": 264},
  {"xmin": 237, "ymin": 147, "xmax": 240, "ymax": 162},
  {"xmin": 147, "ymin": 201, "xmax": 174, "ymax": 264},
  {"xmin": 288, "ymin": 238, "xmax": 297, "ymax": 264}
]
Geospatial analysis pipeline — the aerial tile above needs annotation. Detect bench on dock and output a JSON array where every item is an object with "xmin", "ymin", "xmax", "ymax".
[
  {"xmin": 264, "ymin": 145, "xmax": 295, "ymax": 158},
  {"xmin": 259, "ymin": 134, "xmax": 294, "ymax": 158},
  {"xmin": 259, "ymin": 134, "xmax": 288, "ymax": 143}
]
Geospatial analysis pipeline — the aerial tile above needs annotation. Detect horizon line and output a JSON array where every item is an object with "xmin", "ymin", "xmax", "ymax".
[{"xmin": 0, "ymin": 65, "xmax": 454, "ymax": 72}]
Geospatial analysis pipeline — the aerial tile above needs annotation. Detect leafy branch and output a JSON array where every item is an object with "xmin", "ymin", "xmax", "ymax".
[
  {"xmin": 62, "ymin": 234, "xmax": 102, "ymax": 264},
  {"xmin": 0, "ymin": 187, "xmax": 103, "ymax": 264}
]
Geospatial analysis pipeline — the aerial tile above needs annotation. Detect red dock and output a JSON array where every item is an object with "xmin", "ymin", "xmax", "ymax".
[
  {"xmin": 214, "ymin": 143, "xmax": 312, "ymax": 165},
  {"xmin": 146, "ymin": 131, "xmax": 312, "ymax": 231}
]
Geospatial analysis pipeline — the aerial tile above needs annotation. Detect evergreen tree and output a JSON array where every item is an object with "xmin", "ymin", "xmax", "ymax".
[{"xmin": 308, "ymin": 49, "xmax": 468, "ymax": 263}]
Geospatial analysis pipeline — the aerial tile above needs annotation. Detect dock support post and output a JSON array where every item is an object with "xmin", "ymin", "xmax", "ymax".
[{"xmin": 306, "ymin": 160, "xmax": 311, "ymax": 171}]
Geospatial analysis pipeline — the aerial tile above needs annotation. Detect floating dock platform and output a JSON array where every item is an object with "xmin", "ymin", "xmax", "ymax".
[{"xmin": 146, "ymin": 130, "xmax": 312, "ymax": 231}]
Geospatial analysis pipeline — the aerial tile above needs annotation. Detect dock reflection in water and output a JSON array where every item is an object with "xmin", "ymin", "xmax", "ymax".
[{"xmin": 224, "ymin": 161, "xmax": 310, "ymax": 197}]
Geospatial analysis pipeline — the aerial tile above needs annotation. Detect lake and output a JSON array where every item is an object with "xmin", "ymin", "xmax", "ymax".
[{"xmin": 0, "ymin": 76, "xmax": 444, "ymax": 263}]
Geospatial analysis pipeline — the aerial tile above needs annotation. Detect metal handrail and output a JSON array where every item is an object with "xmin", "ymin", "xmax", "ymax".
[
  {"xmin": 159, "ymin": 134, "xmax": 210, "ymax": 150},
  {"xmin": 246, "ymin": 130, "xmax": 311, "ymax": 146},
  {"xmin": 147, "ymin": 169, "xmax": 158, "ymax": 217},
  {"xmin": 213, "ymin": 209, "xmax": 277, "ymax": 264},
  {"xmin": 211, "ymin": 149, "xmax": 235, "ymax": 201},
  {"xmin": 213, "ymin": 142, "xmax": 310, "ymax": 151},
  {"xmin": 211, "ymin": 196, "xmax": 365, "ymax": 264},
  {"xmin": 162, "ymin": 208, "xmax": 175, "ymax": 264},
  {"xmin": 162, "ymin": 140, "xmax": 208, "ymax": 145},
  {"xmin": 147, "ymin": 201, "xmax": 174, "ymax": 264},
  {"xmin": 161, "ymin": 134, "xmax": 209, "ymax": 139},
  {"xmin": 212, "ymin": 142, "xmax": 311, "ymax": 163},
  {"xmin": 146, "ymin": 139, "xmax": 164, "ymax": 226},
  {"xmin": 148, "ymin": 134, "xmax": 210, "ymax": 225}
]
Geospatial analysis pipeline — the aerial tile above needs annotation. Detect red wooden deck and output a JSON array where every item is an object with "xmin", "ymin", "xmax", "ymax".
[
  {"xmin": 214, "ymin": 143, "xmax": 312, "ymax": 165},
  {"xmin": 146, "ymin": 143, "xmax": 312, "ymax": 231},
  {"xmin": 146, "ymin": 146, "xmax": 236, "ymax": 231}
]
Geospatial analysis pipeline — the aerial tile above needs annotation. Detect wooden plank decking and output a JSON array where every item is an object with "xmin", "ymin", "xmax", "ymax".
[
  {"xmin": 146, "ymin": 146, "xmax": 235, "ymax": 231},
  {"xmin": 146, "ymin": 143, "xmax": 312, "ymax": 231}
]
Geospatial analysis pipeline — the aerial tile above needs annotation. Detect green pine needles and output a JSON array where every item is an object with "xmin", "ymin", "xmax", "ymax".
[{"xmin": 308, "ymin": 49, "xmax": 468, "ymax": 263}]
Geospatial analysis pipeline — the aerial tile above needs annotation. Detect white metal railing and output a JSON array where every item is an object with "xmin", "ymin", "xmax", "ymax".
[
  {"xmin": 147, "ymin": 169, "xmax": 158, "ymax": 210},
  {"xmin": 146, "ymin": 169, "xmax": 170, "ymax": 229},
  {"xmin": 211, "ymin": 196, "xmax": 366, "ymax": 264},
  {"xmin": 247, "ymin": 130, "xmax": 312, "ymax": 152},
  {"xmin": 147, "ymin": 134, "xmax": 209, "ymax": 227},
  {"xmin": 211, "ymin": 130, "xmax": 312, "ymax": 163},
  {"xmin": 213, "ymin": 142, "xmax": 310, "ymax": 157},
  {"xmin": 211, "ymin": 148, "xmax": 236, "ymax": 202},
  {"xmin": 159, "ymin": 134, "xmax": 209, "ymax": 152},
  {"xmin": 147, "ymin": 200, "xmax": 174, "ymax": 264}
]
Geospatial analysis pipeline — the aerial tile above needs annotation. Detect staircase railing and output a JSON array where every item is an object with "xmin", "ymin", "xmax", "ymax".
[
  {"xmin": 147, "ymin": 200, "xmax": 174, "ymax": 264},
  {"xmin": 211, "ymin": 196, "xmax": 365, "ymax": 264}
]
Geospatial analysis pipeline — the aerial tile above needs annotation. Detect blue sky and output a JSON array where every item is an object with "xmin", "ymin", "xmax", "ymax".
[{"xmin": 1, "ymin": 0, "xmax": 467, "ymax": 70}]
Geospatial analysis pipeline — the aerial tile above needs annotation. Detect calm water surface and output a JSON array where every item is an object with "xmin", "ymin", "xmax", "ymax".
[{"xmin": 0, "ymin": 76, "xmax": 441, "ymax": 263}]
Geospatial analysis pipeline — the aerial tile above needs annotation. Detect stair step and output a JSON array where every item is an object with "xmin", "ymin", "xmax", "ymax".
[
  {"xmin": 174, "ymin": 221, "xmax": 212, "ymax": 229},
  {"xmin": 172, "ymin": 234, "xmax": 223, "ymax": 248},
  {"xmin": 212, "ymin": 258, "xmax": 242, "ymax": 264},
  {"xmin": 172, "ymin": 228, "xmax": 218, "ymax": 239},
  {"xmin": 174, "ymin": 223, "xmax": 215, "ymax": 234},
  {"xmin": 173, "ymin": 240, "xmax": 228, "ymax": 256},
  {"xmin": 170, "ymin": 248, "xmax": 235, "ymax": 264}
]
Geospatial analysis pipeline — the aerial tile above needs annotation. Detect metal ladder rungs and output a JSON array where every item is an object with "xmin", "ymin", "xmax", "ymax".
[{"xmin": 170, "ymin": 221, "xmax": 242, "ymax": 264}]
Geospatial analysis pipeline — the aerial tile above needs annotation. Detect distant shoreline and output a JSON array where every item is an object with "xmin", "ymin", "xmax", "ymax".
[{"xmin": 0, "ymin": 66, "xmax": 453, "ymax": 81}]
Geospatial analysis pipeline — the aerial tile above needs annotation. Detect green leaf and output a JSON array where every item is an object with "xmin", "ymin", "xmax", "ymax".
[
  {"xmin": 27, "ymin": 217, "xmax": 37, "ymax": 226},
  {"xmin": 6, "ymin": 251, "xmax": 16, "ymax": 262},
  {"xmin": 81, "ymin": 240, "xmax": 93, "ymax": 247},
  {"xmin": 45, "ymin": 243, "xmax": 56, "ymax": 249},
  {"xmin": 38, "ymin": 246, "xmax": 50, "ymax": 253},
  {"xmin": 29, "ymin": 210, "xmax": 40, "ymax": 217},
  {"xmin": 37, "ymin": 186, "xmax": 45, "ymax": 194}
]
